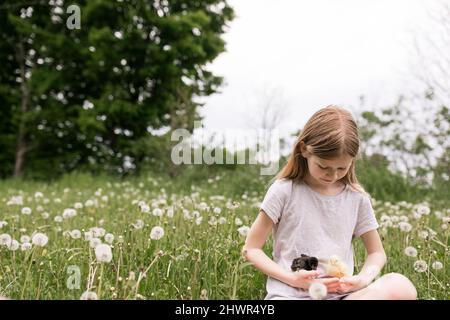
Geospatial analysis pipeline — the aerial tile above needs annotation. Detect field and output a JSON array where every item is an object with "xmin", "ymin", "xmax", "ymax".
[{"xmin": 0, "ymin": 171, "xmax": 448, "ymax": 300}]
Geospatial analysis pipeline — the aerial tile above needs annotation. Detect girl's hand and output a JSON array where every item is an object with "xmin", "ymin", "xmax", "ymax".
[
  {"xmin": 287, "ymin": 270, "xmax": 320, "ymax": 289},
  {"xmin": 287, "ymin": 270, "xmax": 340, "ymax": 292},
  {"xmin": 336, "ymin": 275, "xmax": 370, "ymax": 294}
]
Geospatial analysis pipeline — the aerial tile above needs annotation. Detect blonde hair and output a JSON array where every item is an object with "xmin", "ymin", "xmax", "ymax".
[{"xmin": 274, "ymin": 105, "xmax": 365, "ymax": 193}]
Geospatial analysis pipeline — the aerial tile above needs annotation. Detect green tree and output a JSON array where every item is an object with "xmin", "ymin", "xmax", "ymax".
[{"xmin": 0, "ymin": 0, "xmax": 234, "ymax": 179}]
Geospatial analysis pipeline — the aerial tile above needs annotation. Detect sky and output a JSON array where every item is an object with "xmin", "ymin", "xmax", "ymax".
[{"xmin": 199, "ymin": 0, "xmax": 436, "ymax": 139}]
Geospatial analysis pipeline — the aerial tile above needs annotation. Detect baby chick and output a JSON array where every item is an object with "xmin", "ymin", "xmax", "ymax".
[{"xmin": 325, "ymin": 255, "xmax": 349, "ymax": 278}]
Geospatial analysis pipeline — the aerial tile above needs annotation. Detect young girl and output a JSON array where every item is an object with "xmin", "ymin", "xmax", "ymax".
[{"xmin": 243, "ymin": 106, "xmax": 417, "ymax": 300}]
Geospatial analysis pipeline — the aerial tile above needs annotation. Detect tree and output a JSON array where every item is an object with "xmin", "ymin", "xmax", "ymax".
[{"xmin": 0, "ymin": 0, "xmax": 234, "ymax": 178}]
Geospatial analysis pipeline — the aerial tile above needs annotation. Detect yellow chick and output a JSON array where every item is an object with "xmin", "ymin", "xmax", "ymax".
[{"xmin": 325, "ymin": 255, "xmax": 349, "ymax": 278}]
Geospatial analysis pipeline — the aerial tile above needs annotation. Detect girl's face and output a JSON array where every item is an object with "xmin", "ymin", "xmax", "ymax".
[{"xmin": 300, "ymin": 143, "xmax": 354, "ymax": 186}]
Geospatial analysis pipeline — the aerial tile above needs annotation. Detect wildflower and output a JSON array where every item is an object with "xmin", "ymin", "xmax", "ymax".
[
  {"xmin": 213, "ymin": 207, "xmax": 221, "ymax": 215},
  {"xmin": 195, "ymin": 216, "xmax": 203, "ymax": 225},
  {"xmin": 89, "ymin": 238, "xmax": 102, "ymax": 248},
  {"xmin": 9, "ymin": 240, "xmax": 19, "ymax": 251},
  {"xmin": 0, "ymin": 234, "xmax": 12, "ymax": 247},
  {"xmin": 431, "ymin": 261, "xmax": 443, "ymax": 270},
  {"xmin": 183, "ymin": 209, "xmax": 192, "ymax": 220},
  {"xmin": 54, "ymin": 216, "xmax": 63, "ymax": 223},
  {"xmin": 208, "ymin": 217, "xmax": 218, "ymax": 226},
  {"xmin": 416, "ymin": 204, "xmax": 430, "ymax": 215},
  {"xmin": 21, "ymin": 243, "xmax": 32, "ymax": 251},
  {"xmin": 166, "ymin": 208, "xmax": 174, "ymax": 218},
  {"xmin": 32, "ymin": 233, "xmax": 49, "ymax": 247},
  {"xmin": 237, "ymin": 226, "xmax": 250, "ymax": 237},
  {"xmin": 95, "ymin": 244, "xmax": 113, "ymax": 263},
  {"xmin": 218, "ymin": 217, "xmax": 226, "ymax": 224},
  {"xmin": 74, "ymin": 202, "xmax": 83, "ymax": 209},
  {"xmin": 132, "ymin": 219, "xmax": 144, "ymax": 230},
  {"xmin": 7, "ymin": 195, "xmax": 23, "ymax": 206},
  {"xmin": 152, "ymin": 208, "xmax": 163, "ymax": 217},
  {"xmin": 399, "ymin": 222, "xmax": 412, "ymax": 233},
  {"xmin": 413, "ymin": 260, "xmax": 428, "ymax": 273},
  {"xmin": 20, "ymin": 235, "xmax": 31, "ymax": 243},
  {"xmin": 63, "ymin": 208, "xmax": 77, "ymax": 219},
  {"xmin": 104, "ymin": 233, "xmax": 114, "ymax": 244},
  {"xmin": 91, "ymin": 227, "xmax": 106, "ymax": 238},
  {"xmin": 84, "ymin": 231, "xmax": 94, "ymax": 241},
  {"xmin": 308, "ymin": 282, "xmax": 327, "ymax": 300},
  {"xmin": 80, "ymin": 291, "xmax": 98, "ymax": 300},
  {"xmin": 418, "ymin": 230, "xmax": 429, "ymax": 239},
  {"xmin": 0, "ymin": 221, "xmax": 8, "ymax": 228},
  {"xmin": 21, "ymin": 207, "xmax": 32, "ymax": 215},
  {"xmin": 234, "ymin": 218, "xmax": 243, "ymax": 226},
  {"xmin": 198, "ymin": 202, "xmax": 208, "ymax": 211},
  {"xmin": 150, "ymin": 226, "xmax": 164, "ymax": 240},
  {"xmin": 404, "ymin": 246, "xmax": 418, "ymax": 257},
  {"xmin": 434, "ymin": 211, "xmax": 442, "ymax": 219},
  {"xmin": 85, "ymin": 199, "xmax": 95, "ymax": 207},
  {"xmin": 70, "ymin": 230, "xmax": 82, "ymax": 239},
  {"xmin": 412, "ymin": 211, "xmax": 422, "ymax": 220},
  {"xmin": 140, "ymin": 204, "xmax": 150, "ymax": 213},
  {"xmin": 41, "ymin": 212, "xmax": 49, "ymax": 219}
]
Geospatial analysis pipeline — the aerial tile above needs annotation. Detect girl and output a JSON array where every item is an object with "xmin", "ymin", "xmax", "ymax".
[{"xmin": 243, "ymin": 106, "xmax": 417, "ymax": 300}]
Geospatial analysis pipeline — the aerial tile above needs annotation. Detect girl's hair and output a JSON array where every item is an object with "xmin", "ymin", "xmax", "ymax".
[{"xmin": 274, "ymin": 105, "xmax": 365, "ymax": 193}]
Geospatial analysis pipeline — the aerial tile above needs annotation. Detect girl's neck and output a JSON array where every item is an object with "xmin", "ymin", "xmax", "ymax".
[{"xmin": 303, "ymin": 174, "xmax": 346, "ymax": 196}]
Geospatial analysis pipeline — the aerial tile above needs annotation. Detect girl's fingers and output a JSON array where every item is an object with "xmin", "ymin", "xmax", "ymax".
[
  {"xmin": 303, "ymin": 270, "xmax": 320, "ymax": 278},
  {"xmin": 319, "ymin": 277, "xmax": 340, "ymax": 284}
]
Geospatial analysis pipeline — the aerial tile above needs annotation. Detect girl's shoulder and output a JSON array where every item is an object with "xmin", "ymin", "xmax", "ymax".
[{"xmin": 266, "ymin": 178, "xmax": 294, "ymax": 196}]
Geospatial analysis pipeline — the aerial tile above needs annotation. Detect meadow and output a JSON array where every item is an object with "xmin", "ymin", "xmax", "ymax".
[{"xmin": 0, "ymin": 168, "xmax": 448, "ymax": 300}]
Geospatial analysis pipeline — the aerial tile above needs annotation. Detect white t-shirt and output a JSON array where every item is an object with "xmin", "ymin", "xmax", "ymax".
[{"xmin": 260, "ymin": 178, "xmax": 379, "ymax": 299}]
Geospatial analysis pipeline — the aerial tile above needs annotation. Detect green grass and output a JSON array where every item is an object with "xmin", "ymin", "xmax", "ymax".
[{"xmin": 0, "ymin": 168, "xmax": 448, "ymax": 300}]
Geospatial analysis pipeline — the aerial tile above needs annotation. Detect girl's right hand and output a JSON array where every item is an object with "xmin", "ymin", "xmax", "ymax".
[
  {"xmin": 287, "ymin": 270, "xmax": 341, "ymax": 292},
  {"xmin": 286, "ymin": 270, "xmax": 320, "ymax": 289}
]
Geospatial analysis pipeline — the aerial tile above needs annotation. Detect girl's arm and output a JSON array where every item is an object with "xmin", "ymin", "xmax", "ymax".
[
  {"xmin": 242, "ymin": 210, "xmax": 325, "ymax": 290},
  {"xmin": 357, "ymin": 229, "xmax": 387, "ymax": 285},
  {"xmin": 242, "ymin": 210, "xmax": 294, "ymax": 285}
]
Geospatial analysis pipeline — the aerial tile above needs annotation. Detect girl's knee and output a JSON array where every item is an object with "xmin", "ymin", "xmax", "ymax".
[{"xmin": 380, "ymin": 272, "xmax": 417, "ymax": 300}]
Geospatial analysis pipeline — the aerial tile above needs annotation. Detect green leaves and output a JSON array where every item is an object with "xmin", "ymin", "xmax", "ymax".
[{"xmin": 0, "ymin": 0, "xmax": 235, "ymax": 178}]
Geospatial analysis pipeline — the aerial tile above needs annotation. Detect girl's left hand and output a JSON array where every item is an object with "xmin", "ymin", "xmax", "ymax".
[{"xmin": 336, "ymin": 275, "xmax": 370, "ymax": 294}]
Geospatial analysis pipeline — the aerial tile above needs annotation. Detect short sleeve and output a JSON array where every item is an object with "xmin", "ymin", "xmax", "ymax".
[
  {"xmin": 260, "ymin": 179, "xmax": 291, "ymax": 224},
  {"xmin": 353, "ymin": 194, "xmax": 379, "ymax": 238}
]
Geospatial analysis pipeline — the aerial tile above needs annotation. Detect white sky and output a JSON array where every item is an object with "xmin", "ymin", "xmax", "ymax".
[{"xmin": 200, "ymin": 0, "xmax": 435, "ymax": 137}]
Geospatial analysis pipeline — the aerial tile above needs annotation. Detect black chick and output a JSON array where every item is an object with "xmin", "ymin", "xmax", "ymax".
[{"xmin": 291, "ymin": 254, "xmax": 319, "ymax": 271}]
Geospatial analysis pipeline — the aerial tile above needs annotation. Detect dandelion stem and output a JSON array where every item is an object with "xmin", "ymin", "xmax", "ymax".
[
  {"xmin": 133, "ymin": 254, "xmax": 160, "ymax": 298},
  {"xmin": 97, "ymin": 263, "xmax": 104, "ymax": 299},
  {"xmin": 20, "ymin": 247, "xmax": 36, "ymax": 299}
]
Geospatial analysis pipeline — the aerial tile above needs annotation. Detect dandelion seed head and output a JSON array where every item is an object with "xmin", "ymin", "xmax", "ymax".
[
  {"xmin": 308, "ymin": 282, "xmax": 327, "ymax": 300},
  {"xmin": 32, "ymin": 233, "xmax": 48, "ymax": 247},
  {"xmin": 413, "ymin": 260, "xmax": 428, "ymax": 273},
  {"xmin": 95, "ymin": 244, "xmax": 113, "ymax": 263},
  {"xmin": 150, "ymin": 226, "xmax": 164, "ymax": 240}
]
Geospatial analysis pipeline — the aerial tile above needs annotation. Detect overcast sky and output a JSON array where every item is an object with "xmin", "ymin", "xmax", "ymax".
[{"xmin": 199, "ymin": 0, "xmax": 436, "ymax": 138}]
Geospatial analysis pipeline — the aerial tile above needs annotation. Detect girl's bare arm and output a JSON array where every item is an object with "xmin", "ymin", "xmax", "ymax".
[
  {"xmin": 357, "ymin": 229, "xmax": 387, "ymax": 284},
  {"xmin": 242, "ymin": 210, "xmax": 320, "ymax": 288}
]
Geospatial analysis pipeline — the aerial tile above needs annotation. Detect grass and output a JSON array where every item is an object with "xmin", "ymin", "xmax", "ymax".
[{"xmin": 0, "ymin": 166, "xmax": 448, "ymax": 300}]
